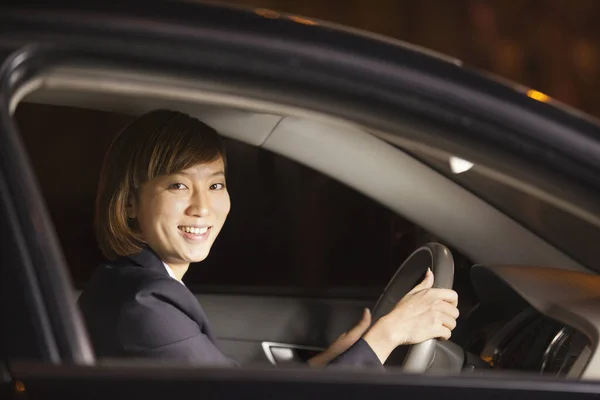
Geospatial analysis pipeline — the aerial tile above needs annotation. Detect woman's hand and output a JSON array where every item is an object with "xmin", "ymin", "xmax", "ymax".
[
  {"xmin": 363, "ymin": 269, "xmax": 459, "ymax": 364},
  {"xmin": 307, "ymin": 308, "xmax": 372, "ymax": 367}
]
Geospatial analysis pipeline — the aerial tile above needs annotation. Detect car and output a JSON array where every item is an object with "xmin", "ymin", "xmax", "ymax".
[{"xmin": 2, "ymin": 0, "xmax": 600, "ymax": 399}]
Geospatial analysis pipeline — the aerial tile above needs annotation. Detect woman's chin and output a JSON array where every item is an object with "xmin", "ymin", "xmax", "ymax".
[{"xmin": 185, "ymin": 249, "xmax": 211, "ymax": 263}]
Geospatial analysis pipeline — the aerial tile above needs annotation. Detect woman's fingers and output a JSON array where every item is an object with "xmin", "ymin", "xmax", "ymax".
[
  {"xmin": 434, "ymin": 299, "xmax": 460, "ymax": 320},
  {"xmin": 425, "ymin": 288, "xmax": 458, "ymax": 307},
  {"xmin": 435, "ymin": 326, "xmax": 452, "ymax": 340},
  {"xmin": 437, "ymin": 311, "xmax": 457, "ymax": 331},
  {"xmin": 431, "ymin": 298, "xmax": 459, "ymax": 337},
  {"xmin": 362, "ymin": 279, "xmax": 461, "ymax": 362},
  {"xmin": 392, "ymin": 287, "xmax": 459, "ymax": 343},
  {"xmin": 405, "ymin": 271, "xmax": 458, "ymax": 309},
  {"xmin": 309, "ymin": 308, "xmax": 373, "ymax": 367},
  {"xmin": 407, "ymin": 268, "xmax": 434, "ymax": 295},
  {"xmin": 344, "ymin": 308, "xmax": 371, "ymax": 341}
]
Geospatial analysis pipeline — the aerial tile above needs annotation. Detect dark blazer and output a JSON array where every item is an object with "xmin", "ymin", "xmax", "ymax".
[{"xmin": 78, "ymin": 247, "xmax": 382, "ymax": 367}]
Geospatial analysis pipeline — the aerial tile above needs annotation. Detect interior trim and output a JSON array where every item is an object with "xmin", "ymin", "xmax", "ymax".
[{"xmin": 263, "ymin": 117, "xmax": 582, "ymax": 270}]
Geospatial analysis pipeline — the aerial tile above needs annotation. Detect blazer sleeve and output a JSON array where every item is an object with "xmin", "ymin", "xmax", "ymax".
[
  {"xmin": 327, "ymin": 338, "xmax": 384, "ymax": 369},
  {"xmin": 117, "ymin": 277, "xmax": 236, "ymax": 366}
]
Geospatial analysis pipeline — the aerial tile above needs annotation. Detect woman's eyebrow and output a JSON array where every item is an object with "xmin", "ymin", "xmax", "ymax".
[{"xmin": 177, "ymin": 170, "xmax": 225, "ymax": 177}]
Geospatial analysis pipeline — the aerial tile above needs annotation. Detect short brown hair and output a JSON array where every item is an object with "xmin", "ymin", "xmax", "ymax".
[{"xmin": 95, "ymin": 109, "xmax": 225, "ymax": 260}]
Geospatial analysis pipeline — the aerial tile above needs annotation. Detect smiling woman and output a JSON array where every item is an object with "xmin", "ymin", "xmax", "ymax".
[
  {"xmin": 94, "ymin": 109, "xmax": 228, "ymax": 264},
  {"xmin": 130, "ymin": 159, "xmax": 230, "ymax": 280},
  {"xmin": 76, "ymin": 108, "xmax": 459, "ymax": 367},
  {"xmin": 79, "ymin": 108, "xmax": 382, "ymax": 365},
  {"xmin": 79, "ymin": 109, "xmax": 246, "ymax": 364}
]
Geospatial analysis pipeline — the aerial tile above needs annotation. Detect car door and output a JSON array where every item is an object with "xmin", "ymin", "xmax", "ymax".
[{"xmin": 3, "ymin": 2, "xmax": 600, "ymax": 399}]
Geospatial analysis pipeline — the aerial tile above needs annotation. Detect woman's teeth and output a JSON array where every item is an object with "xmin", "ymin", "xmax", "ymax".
[{"xmin": 180, "ymin": 226, "xmax": 208, "ymax": 235}]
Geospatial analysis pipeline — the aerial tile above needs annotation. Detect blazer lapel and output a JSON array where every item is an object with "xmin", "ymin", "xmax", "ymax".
[
  {"xmin": 124, "ymin": 246, "xmax": 217, "ymax": 340},
  {"xmin": 126, "ymin": 246, "xmax": 169, "ymax": 276}
]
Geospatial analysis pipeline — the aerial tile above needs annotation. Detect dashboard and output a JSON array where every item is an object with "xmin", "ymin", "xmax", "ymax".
[
  {"xmin": 464, "ymin": 265, "xmax": 598, "ymax": 378},
  {"xmin": 477, "ymin": 308, "xmax": 590, "ymax": 376}
]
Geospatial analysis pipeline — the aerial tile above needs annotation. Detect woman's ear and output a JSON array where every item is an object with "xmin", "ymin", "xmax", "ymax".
[{"xmin": 126, "ymin": 194, "xmax": 138, "ymax": 219}]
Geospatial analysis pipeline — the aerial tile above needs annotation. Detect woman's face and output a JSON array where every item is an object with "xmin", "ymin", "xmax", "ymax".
[{"xmin": 128, "ymin": 158, "xmax": 230, "ymax": 268}]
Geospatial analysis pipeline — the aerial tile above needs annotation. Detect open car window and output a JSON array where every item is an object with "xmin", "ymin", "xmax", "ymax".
[{"xmin": 14, "ymin": 102, "xmax": 438, "ymax": 296}]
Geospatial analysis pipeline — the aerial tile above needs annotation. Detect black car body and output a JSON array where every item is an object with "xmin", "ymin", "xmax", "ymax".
[{"xmin": 2, "ymin": 1, "xmax": 600, "ymax": 399}]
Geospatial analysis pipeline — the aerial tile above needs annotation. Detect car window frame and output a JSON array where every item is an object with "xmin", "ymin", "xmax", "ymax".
[
  {"xmin": 0, "ymin": 46, "xmax": 94, "ymax": 365},
  {"xmin": 2, "ymin": 3, "xmax": 600, "ymax": 389}
]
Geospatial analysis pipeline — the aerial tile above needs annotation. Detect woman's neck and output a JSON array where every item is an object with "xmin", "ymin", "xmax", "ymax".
[{"xmin": 164, "ymin": 262, "xmax": 189, "ymax": 281}]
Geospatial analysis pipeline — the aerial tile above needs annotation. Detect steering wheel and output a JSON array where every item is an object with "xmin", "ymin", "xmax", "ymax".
[{"xmin": 371, "ymin": 242, "xmax": 454, "ymax": 372}]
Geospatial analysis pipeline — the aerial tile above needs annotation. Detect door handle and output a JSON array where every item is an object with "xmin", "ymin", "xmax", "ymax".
[{"xmin": 261, "ymin": 341, "xmax": 324, "ymax": 365}]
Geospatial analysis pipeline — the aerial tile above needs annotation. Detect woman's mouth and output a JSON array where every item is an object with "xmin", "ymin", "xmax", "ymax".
[{"xmin": 178, "ymin": 225, "xmax": 211, "ymax": 241}]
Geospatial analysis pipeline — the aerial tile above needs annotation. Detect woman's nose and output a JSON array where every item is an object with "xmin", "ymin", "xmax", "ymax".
[{"xmin": 187, "ymin": 190, "xmax": 210, "ymax": 217}]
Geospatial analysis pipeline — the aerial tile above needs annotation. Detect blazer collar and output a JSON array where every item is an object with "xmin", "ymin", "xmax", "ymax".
[{"xmin": 126, "ymin": 246, "xmax": 169, "ymax": 276}]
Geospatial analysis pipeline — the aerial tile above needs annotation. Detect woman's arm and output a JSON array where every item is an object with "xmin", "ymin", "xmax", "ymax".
[
  {"xmin": 309, "ymin": 269, "xmax": 459, "ymax": 367},
  {"xmin": 362, "ymin": 269, "xmax": 458, "ymax": 364},
  {"xmin": 307, "ymin": 308, "xmax": 375, "ymax": 367},
  {"xmin": 117, "ymin": 278, "xmax": 237, "ymax": 366}
]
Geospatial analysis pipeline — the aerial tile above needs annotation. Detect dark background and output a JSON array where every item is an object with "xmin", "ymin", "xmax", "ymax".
[{"xmin": 214, "ymin": 0, "xmax": 600, "ymax": 119}]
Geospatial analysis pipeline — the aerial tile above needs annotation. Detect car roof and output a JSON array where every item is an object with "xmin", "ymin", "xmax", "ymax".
[{"xmin": 3, "ymin": 0, "xmax": 600, "ymax": 132}]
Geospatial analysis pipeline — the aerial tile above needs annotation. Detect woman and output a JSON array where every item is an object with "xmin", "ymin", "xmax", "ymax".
[{"xmin": 79, "ymin": 109, "xmax": 459, "ymax": 367}]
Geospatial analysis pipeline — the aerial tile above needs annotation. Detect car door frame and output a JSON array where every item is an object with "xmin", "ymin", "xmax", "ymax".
[
  {"xmin": 0, "ymin": 45, "xmax": 94, "ymax": 366},
  {"xmin": 2, "ymin": 1, "xmax": 600, "ymax": 398}
]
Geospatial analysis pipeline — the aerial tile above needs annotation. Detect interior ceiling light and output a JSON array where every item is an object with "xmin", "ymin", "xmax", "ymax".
[{"xmin": 449, "ymin": 156, "xmax": 474, "ymax": 174}]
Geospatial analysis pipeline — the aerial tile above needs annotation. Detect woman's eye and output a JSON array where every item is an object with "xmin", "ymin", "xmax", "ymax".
[
  {"xmin": 210, "ymin": 183, "xmax": 225, "ymax": 190},
  {"xmin": 169, "ymin": 183, "xmax": 187, "ymax": 190}
]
